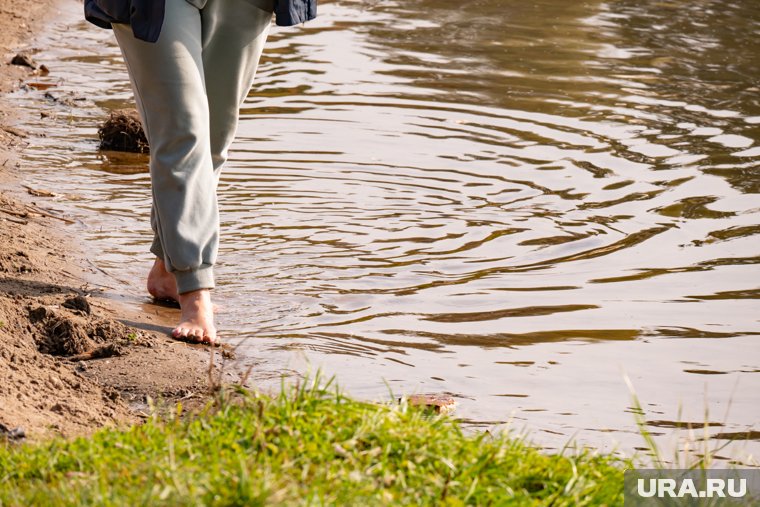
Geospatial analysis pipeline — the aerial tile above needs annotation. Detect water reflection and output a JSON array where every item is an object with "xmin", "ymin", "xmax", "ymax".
[{"xmin": 12, "ymin": 0, "xmax": 760, "ymax": 464}]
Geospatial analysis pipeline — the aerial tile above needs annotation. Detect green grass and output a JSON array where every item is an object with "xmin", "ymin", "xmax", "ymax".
[{"xmin": 0, "ymin": 377, "xmax": 627, "ymax": 506}]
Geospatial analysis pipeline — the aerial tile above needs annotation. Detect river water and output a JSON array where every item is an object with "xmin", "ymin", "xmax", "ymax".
[{"xmin": 12, "ymin": 0, "xmax": 760, "ymax": 464}]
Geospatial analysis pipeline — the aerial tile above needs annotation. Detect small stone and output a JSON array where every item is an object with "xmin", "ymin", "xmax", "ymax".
[
  {"xmin": 403, "ymin": 393, "xmax": 457, "ymax": 415},
  {"xmin": 10, "ymin": 53, "xmax": 36, "ymax": 69},
  {"xmin": 0, "ymin": 423, "xmax": 26, "ymax": 441},
  {"xmin": 48, "ymin": 374, "xmax": 63, "ymax": 390},
  {"xmin": 8, "ymin": 427, "xmax": 25, "ymax": 440}
]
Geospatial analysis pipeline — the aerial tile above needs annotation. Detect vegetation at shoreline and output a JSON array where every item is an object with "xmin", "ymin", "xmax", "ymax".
[{"xmin": 0, "ymin": 378, "xmax": 626, "ymax": 506}]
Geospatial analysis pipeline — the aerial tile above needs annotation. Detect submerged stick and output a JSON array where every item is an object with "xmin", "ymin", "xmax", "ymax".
[
  {"xmin": 23, "ymin": 204, "xmax": 75, "ymax": 224},
  {"xmin": 0, "ymin": 206, "xmax": 28, "ymax": 219},
  {"xmin": 22, "ymin": 185, "xmax": 58, "ymax": 197}
]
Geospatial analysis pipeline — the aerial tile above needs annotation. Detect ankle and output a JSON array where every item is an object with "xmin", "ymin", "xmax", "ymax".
[{"xmin": 178, "ymin": 288, "xmax": 212, "ymax": 304}]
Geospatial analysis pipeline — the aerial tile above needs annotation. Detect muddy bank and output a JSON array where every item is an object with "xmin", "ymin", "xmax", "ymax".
[{"xmin": 0, "ymin": 0, "xmax": 216, "ymax": 440}]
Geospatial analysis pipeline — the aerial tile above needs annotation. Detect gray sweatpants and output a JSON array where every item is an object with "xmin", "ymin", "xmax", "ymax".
[{"xmin": 112, "ymin": 0, "xmax": 273, "ymax": 294}]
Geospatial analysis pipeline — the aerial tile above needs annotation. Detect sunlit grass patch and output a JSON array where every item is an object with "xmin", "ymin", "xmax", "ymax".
[{"xmin": 0, "ymin": 377, "xmax": 626, "ymax": 506}]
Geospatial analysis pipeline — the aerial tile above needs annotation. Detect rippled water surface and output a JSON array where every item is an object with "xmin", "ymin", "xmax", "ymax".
[{"xmin": 13, "ymin": 0, "xmax": 760, "ymax": 462}]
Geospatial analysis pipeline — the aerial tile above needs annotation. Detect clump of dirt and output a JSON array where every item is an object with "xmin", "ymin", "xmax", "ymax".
[
  {"xmin": 28, "ymin": 301, "xmax": 150, "ymax": 357},
  {"xmin": 33, "ymin": 308, "xmax": 93, "ymax": 355},
  {"xmin": 98, "ymin": 108, "xmax": 149, "ymax": 153},
  {"xmin": 62, "ymin": 294, "xmax": 91, "ymax": 314}
]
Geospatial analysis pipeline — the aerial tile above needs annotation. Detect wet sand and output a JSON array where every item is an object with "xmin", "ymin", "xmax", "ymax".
[{"xmin": 0, "ymin": 0, "xmax": 215, "ymax": 440}]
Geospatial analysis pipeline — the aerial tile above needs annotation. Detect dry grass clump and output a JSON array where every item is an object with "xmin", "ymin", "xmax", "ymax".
[{"xmin": 97, "ymin": 109, "xmax": 149, "ymax": 154}]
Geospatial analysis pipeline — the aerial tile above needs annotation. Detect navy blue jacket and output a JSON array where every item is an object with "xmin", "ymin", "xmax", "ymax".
[{"xmin": 85, "ymin": 0, "xmax": 316, "ymax": 42}]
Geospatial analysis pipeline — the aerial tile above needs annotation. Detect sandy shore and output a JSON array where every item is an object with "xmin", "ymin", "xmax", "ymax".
[{"xmin": 0, "ymin": 0, "xmax": 217, "ymax": 440}]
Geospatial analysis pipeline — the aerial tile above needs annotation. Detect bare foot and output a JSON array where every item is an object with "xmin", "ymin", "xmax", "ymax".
[
  {"xmin": 147, "ymin": 257, "xmax": 179, "ymax": 303},
  {"xmin": 172, "ymin": 289, "xmax": 218, "ymax": 345}
]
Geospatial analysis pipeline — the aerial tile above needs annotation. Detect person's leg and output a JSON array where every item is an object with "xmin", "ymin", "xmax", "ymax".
[
  {"xmin": 200, "ymin": 0, "xmax": 274, "ymax": 175},
  {"xmin": 145, "ymin": 0, "xmax": 273, "ymax": 308},
  {"xmin": 167, "ymin": 0, "xmax": 273, "ymax": 340},
  {"xmin": 112, "ymin": 0, "xmax": 217, "ymax": 342}
]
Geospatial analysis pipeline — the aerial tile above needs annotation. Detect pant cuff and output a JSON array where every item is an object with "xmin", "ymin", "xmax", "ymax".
[
  {"xmin": 173, "ymin": 264, "xmax": 215, "ymax": 294},
  {"xmin": 150, "ymin": 236, "xmax": 165, "ymax": 259}
]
